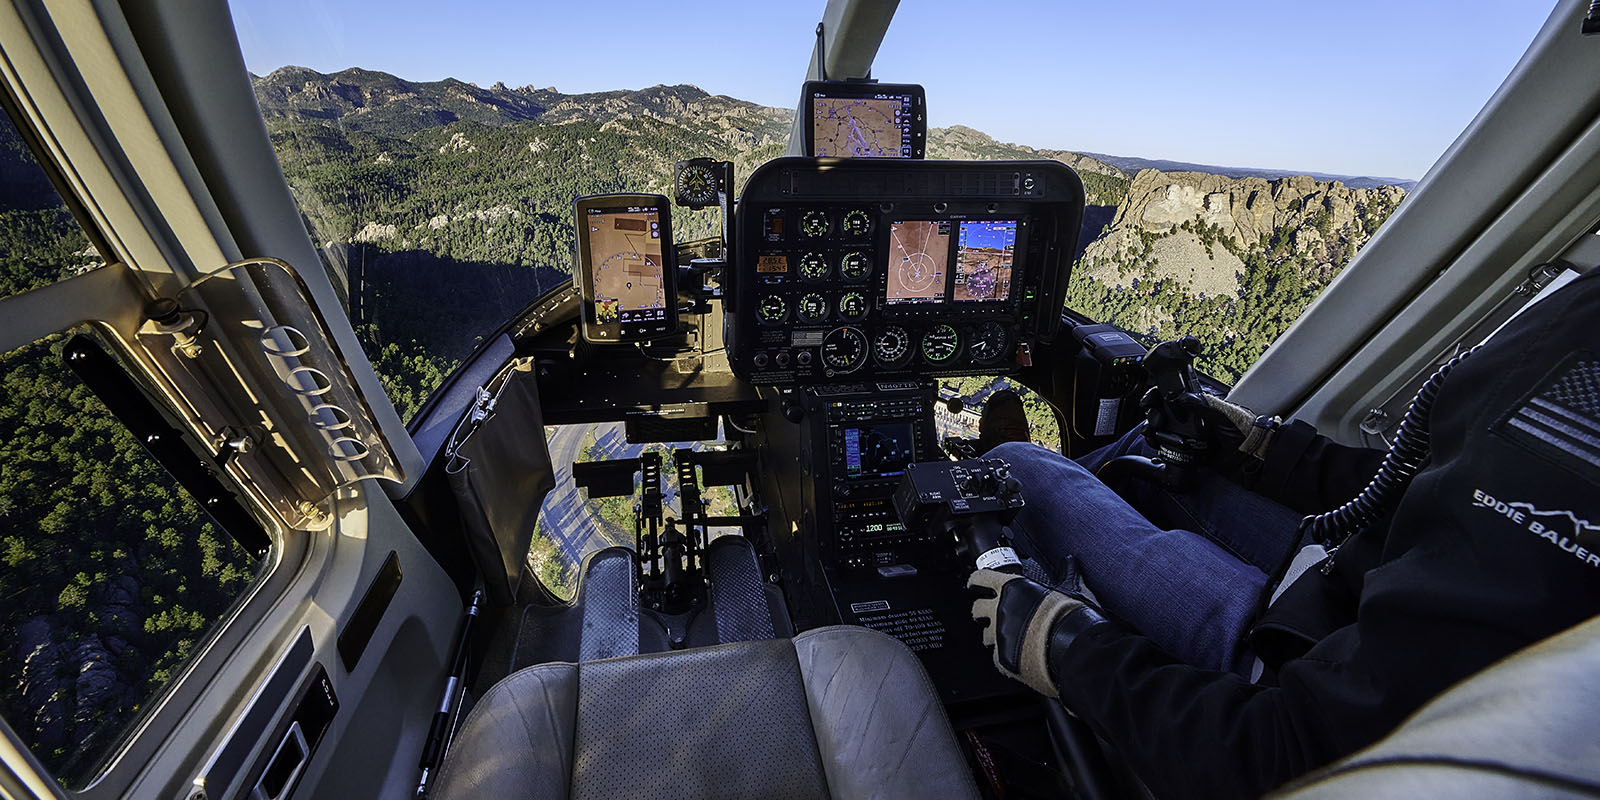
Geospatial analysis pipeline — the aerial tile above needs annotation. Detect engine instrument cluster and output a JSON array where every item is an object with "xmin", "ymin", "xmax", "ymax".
[{"xmin": 728, "ymin": 158, "xmax": 1085, "ymax": 385}]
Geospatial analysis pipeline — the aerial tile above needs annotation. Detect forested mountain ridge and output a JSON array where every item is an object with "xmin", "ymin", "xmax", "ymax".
[
  {"xmin": 252, "ymin": 66, "xmax": 792, "ymax": 144},
  {"xmin": 247, "ymin": 65, "xmax": 1407, "ymax": 412}
]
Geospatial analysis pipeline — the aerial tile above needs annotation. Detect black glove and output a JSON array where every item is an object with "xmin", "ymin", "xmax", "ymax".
[
  {"xmin": 1173, "ymin": 392, "xmax": 1278, "ymax": 467},
  {"xmin": 969, "ymin": 569, "xmax": 1103, "ymax": 697}
]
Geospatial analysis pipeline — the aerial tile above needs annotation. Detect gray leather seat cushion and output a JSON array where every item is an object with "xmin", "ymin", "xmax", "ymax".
[
  {"xmin": 433, "ymin": 626, "xmax": 979, "ymax": 800},
  {"xmin": 1270, "ymin": 614, "xmax": 1600, "ymax": 798}
]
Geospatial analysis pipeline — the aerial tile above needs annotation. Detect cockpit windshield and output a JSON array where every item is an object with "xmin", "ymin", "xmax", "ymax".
[{"xmin": 227, "ymin": 0, "xmax": 1544, "ymax": 592}]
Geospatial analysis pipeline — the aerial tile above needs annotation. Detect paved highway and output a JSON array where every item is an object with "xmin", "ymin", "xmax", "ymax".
[{"xmin": 537, "ymin": 423, "xmax": 701, "ymax": 569}]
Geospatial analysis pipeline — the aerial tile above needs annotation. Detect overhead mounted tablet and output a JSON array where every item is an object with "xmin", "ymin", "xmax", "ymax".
[
  {"xmin": 803, "ymin": 81, "xmax": 926, "ymax": 159},
  {"xmin": 574, "ymin": 193, "xmax": 678, "ymax": 343}
]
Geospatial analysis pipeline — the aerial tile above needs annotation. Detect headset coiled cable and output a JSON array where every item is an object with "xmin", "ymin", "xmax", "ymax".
[{"xmin": 1302, "ymin": 344, "xmax": 1482, "ymax": 557}]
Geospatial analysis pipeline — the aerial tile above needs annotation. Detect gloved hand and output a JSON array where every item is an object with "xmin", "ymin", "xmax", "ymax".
[
  {"xmin": 1180, "ymin": 392, "xmax": 1278, "ymax": 465},
  {"xmin": 968, "ymin": 569, "xmax": 1086, "ymax": 698}
]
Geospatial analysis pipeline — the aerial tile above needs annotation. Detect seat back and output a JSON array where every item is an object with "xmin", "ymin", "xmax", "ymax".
[{"xmin": 1271, "ymin": 614, "xmax": 1600, "ymax": 798}]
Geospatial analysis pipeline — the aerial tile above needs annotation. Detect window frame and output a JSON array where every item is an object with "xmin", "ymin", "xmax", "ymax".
[{"xmin": 0, "ymin": 35, "xmax": 306, "ymax": 800}]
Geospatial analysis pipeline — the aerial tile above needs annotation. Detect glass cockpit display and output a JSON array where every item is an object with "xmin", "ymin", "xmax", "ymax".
[
  {"xmin": 887, "ymin": 220, "xmax": 951, "ymax": 305},
  {"xmin": 574, "ymin": 193, "xmax": 677, "ymax": 343},
  {"xmin": 954, "ymin": 221, "xmax": 1017, "ymax": 302},
  {"xmin": 843, "ymin": 422, "xmax": 916, "ymax": 478},
  {"xmin": 803, "ymin": 81, "xmax": 926, "ymax": 159}
]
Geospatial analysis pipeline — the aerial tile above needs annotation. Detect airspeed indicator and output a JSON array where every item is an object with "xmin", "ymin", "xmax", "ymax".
[{"xmin": 874, "ymin": 326, "xmax": 911, "ymax": 367}]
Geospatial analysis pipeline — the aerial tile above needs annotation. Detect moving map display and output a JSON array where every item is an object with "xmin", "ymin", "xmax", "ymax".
[
  {"xmin": 953, "ymin": 221, "xmax": 1017, "ymax": 302},
  {"xmin": 886, "ymin": 220, "xmax": 951, "ymax": 304},
  {"xmin": 585, "ymin": 206, "xmax": 668, "ymax": 325},
  {"xmin": 843, "ymin": 423, "xmax": 916, "ymax": 478},
  {"xmin": 805, "ymin": 82, "xmax": 924, "ymax": 159}
]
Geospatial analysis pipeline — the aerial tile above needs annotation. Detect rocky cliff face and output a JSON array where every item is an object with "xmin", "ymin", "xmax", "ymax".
[
  {"xmin": 1067, "ymin": 169, "xmax": 1405, "ymax": 381},
  {"xmin": 1080, "ymin": 169, "xmax": 1404, "ymax": 296}
]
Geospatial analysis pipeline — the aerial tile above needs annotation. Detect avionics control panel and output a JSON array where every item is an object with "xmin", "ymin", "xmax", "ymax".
[
  {"xmin": 800, "ymin": 382, "xmax": 939, "ymax": 564},
  {"xmin": 728, "ymin": 158, "xmax": 1085, "ymax": 385}
]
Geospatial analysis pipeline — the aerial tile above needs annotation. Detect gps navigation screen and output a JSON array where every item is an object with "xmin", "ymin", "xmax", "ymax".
[
  {"xmin": 887, "ymin": 220, "xmax": 951, "ymax": 305},
  {"xmin": 810, "ymin": 90, "xmax": 916, "ymax": 158},
  {"xmin": 585, "ymin": 206, "xmax": 667, "ymax": 325},
  {"xmin": 954, "ymin": 221, "xmax": 1018, "ymax": 302},
  {"xmin": 843, "ymin": 423, "xmax": 916, "ymax": 478}
]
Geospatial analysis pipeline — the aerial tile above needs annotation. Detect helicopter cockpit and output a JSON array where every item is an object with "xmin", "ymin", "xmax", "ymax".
[{"xmin": 5, "ymin": 1, "xmax": 1600, "ymax": 799}]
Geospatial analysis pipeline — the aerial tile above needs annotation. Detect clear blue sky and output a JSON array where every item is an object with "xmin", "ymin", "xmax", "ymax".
[{"xmin": 228, "ymin": 0, "xmax": 1555, "ymax": 180}]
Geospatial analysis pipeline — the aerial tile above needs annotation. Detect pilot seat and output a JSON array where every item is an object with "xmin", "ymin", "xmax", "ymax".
[{"xmin": 430, "ymin": 625, "xmax": 980, "ymax": 799}]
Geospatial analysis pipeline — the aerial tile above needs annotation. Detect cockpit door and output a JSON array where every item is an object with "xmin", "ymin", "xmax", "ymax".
[{"xmin": 0, "ymin": 2, "xmax": 460, "ymax": 798}]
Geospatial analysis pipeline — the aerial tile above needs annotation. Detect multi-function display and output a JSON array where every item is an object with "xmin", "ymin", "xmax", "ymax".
[
  {"xmin": 803, "ymin": 81, "xmax": 927, "ymax": 159},
  {"xmin": 886, "ymin": 221, "xmax": 951, "ymax": 305}
]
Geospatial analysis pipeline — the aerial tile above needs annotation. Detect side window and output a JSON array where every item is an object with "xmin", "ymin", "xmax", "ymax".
[
  {"xmin": 1, "ymin": 332, "xmax": 273, "ymax": 789},
  {"xmin": 0, "ymin": 109, "xmax": 272, "ymax": 788},
  {"xmin": 0, "ymin": 117, "xmax": 104, "ymax": 299}
]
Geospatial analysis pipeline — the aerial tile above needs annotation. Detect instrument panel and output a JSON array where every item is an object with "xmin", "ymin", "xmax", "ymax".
[{"xmin": 728, "ymin": 158, "xmax": 1085, "ymax": 385}]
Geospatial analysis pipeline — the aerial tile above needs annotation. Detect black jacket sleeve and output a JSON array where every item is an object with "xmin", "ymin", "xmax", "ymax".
[{"xmin": 1236, "ymin": 419, "xmax": 1385, "ymax": 516}]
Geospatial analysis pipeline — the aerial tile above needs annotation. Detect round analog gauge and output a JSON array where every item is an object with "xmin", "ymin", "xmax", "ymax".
[
  {"xmin": 841, "ymin": 209, "xmax": 872, "ymax": 237},
  {"xmin": 799, "ymin": 252, "xmax": 830, "ymax": 281},
  {"xmin": 757, "ymin": 294, "xmax": 787, "ymax": 325},
  {"xmin": 798, "ymin": 292, "xmax": 829, "ymax": 322},
  {"xmin": 800, "ymin": 210, "xmax": 831, "ymax": 238},
  {"xmin": 874, "ymin": 325, "xmax": 911, "ymax": 367},
  {"xmin": 821, "ymin": 326, "xmax": 868, "ymax": 374},
  {"xmin": 674, "ymin": 162, "xmax": 719, "ymax": 207},
  {"xmin": 921, "ymin": 324, "xmax": 962, "ymax": 364},
  {"xmin": 838, "ymin": 291, "xmax": 868, "ymax": 321},
  {"xmin": 968, "ymin": 321, "xmax": 1010, "ymax": 364},
  {"xmin": 839, "ymin": 251, "xmax": 872, "ymax": 281}
]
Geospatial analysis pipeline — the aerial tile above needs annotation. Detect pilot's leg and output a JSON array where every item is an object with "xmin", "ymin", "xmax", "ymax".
[
  {"xmin": 988, "ymin": 440, "xmax": 1297, "ymax": 675},
  {"xmin": 1077, "ymin": 425, "xmax": 1304, "ymax": 570}
]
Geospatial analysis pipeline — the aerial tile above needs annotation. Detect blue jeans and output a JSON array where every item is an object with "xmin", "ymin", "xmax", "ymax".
[{"xmin": 990, "ymin": 429, "xmax": 1304, "ymax": 675}]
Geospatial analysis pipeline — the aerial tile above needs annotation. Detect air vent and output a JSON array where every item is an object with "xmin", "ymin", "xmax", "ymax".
[{"xmin": 1585, "ymin": 0, "xmax": 1600, "ymax": 35}]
